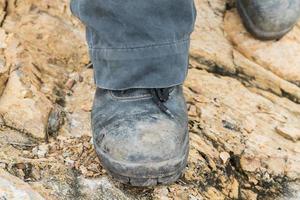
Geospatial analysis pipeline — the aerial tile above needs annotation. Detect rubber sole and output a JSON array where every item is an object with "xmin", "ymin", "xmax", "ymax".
[
  {"xmin": 236, "ymin": 0, "xmax": 293, "ymax": 40},
  {"xmin": 107, "ymin": 163, "xmax": 184, "ymax": 187},
  {"xmin": 95, "ymin": 131, "xmax": 189, "ymax": 187}
]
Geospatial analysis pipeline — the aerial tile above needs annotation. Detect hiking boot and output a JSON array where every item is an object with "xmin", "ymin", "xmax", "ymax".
[
  {"xmin": 91, "ymin": 86, "xmax": 189, "ymax": 186},
  {"xmin": 237, "ymin": 0, "xmax": 300, "ymax": 40}
]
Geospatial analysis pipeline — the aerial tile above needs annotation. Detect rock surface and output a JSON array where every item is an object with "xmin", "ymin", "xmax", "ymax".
[
  {"xmin": 0, "ymin": 0, "xmax": 299, "ymax": 199},
  {"xmin": 225, "ymin": 10, "xmax": 300, "ymax": 87},
  {"xmin": 0, "ymin": 169, "xmax": 44, "ymax": 200}
]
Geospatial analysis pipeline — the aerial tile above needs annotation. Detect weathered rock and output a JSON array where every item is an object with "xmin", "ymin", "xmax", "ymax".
[
  {"xmin": 0, "ymin": 0, "xmax": 6, "ymax": 24},
  {"xmin": 0, "ymin": 71, "xmax": 53, "ymax": 140},
  {"xmin": 186, "ymin": 68, "xmax": 300, "ymax": 179},
  {"xmin": 219, "ymin": 152, "xmax": 230, "ymax": 164},
  {"xmin": 47, "ymin": 106, "xmax": 64, "ymax": 137},
  {"xmin": 0, "ymin": 169, "xmax": 44, "ymax": 200},
  {"xmin": 34, "ymin": 144, "xmax": 49, "ymax": 158},
  {"xmin": 3, "ymin": 12, "xmax": 88, "ymax": 72},
  {"xmin": 0, "ymin": 26, "xmax": 53, "ymax": 140},
  {"xmin": 283, "ymin": 182, "xmax": 300, "ymax": 200},
  {"xmin": 62, "ymin": 69, "xmax": 95, "ymax": 137},
  {"xmin": 191, "ymin": 0, "xmax": 300, "ymax": 104},
  {"xmin": 225, "ymin": 9, "xmax": 300, "ymax": 87},
  {"xmin": 276, "ymin": 124, "xmax": 300, "ymax": 142},
  {"xmin": 0, "ymin": 129, "xmax": 36, "ymax": 147},
  {"xmin": 0, "ymin": 29, "xmax": 9, "ymax": 96},
  {"xmin": 190, "ymin": 0, "xmax": 235, "ymax": 73},
  {"xmin": 153, "ymin": 186, "xmax": 170, "ymax": 200},
  {"xmin": 0, "ymin": 0, "xmax": 89, "ymax": 140},
  {"xmin": 79, "ymin": 177, "xmax": 130, "ymax": 200},
  {"xmin": 0, "ymin": 0, "xmax": 299, "ymax": 199},
  {"xmin": 229, "ymin": 178, "xmax": 239, "ymax": 199},
  {"xmin": 241, "ymin": 189, "xmax": 257, "ymax": 200}
]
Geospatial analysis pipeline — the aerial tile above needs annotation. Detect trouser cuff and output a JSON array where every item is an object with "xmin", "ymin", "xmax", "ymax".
[{"xmin": 90, "ymin": 39, "xmax": 190, "ymax": 90}]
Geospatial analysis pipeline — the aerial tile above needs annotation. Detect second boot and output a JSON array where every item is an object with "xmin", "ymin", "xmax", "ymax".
[{"xmin": 237, "ymin": 0, "xmax": 300, "ymax": 40}]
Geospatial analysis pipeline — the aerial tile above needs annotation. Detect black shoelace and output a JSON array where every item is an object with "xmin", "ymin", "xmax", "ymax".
[{"xmin": 150, "ymin": 88, "xmax": 175, "ymax": 119}]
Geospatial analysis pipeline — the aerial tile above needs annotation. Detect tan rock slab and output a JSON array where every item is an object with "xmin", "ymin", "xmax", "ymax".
[
  {"xmin": 276, "ymin": 124, "xmax": 300, "ymax": 142},
  {"xmin": 186, "ymin": 68, "xmax": 300, "ymax": 179},
  {"xmin": 232, "ymin": 50, "xmax": 300, "ymax": 103},
  {"xmin": 0, "ymin": 71, "xmax": 52, "ymax": 140},
  {"xmin": 0, "ymin": 169, "xmax": 44, "ymax": 200},
  {"xmin": 191, "ymin": 2, "xmax": 300, "ymax": 104},
  {"xmin": 0, "ymin": 0, "xmax": 300, "ymax": 199},
  {"xmin": 220, "ymin": 152, "xmax": 230, "ymax": 164},
  {"xmin": 225, "ymin": 9, "xmax": 300, "ymax": 86},
  {"xmin": 0, "ymin": 29, "xmax": 9, "ymax": 96},
  {"xmin": 0, "ymin": 0, "xmax": 6, "ymax": 24},
  {"xmin": 191, "ymin": 0, "xmax": 236, "ymax": 74}
]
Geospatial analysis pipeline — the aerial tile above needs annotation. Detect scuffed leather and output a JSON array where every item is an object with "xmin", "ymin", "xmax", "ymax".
[
  {"xmin": 91, "ymin": 86, "xmax": 188, "ymax": 165},
  {"xmin": 239, "ymin": 0, "xmax": 300, "ymax": 33}
]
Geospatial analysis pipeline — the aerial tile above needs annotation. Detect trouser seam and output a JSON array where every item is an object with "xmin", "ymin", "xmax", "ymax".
[{"xmin": 89, "ymin": 38, "xmax": 189, "ymax": 51}]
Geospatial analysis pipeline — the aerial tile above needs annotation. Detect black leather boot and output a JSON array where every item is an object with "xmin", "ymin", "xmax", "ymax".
[
  {"xmin": 91, "ymin": 86, "xmax": 189, "ymax": 186},
  {"xmin": 237, "ymin": 0, "xmax": 300, "ymax": 40}
]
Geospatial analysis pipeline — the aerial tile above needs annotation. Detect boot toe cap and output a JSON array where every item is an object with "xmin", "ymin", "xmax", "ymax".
[
  {"xmin": 93, "ymin": 115, "xmax": 188, "ymax": 177},
  {"xmin": 95, "ymin": 116, "xmax": 187, "ymax": 163}
]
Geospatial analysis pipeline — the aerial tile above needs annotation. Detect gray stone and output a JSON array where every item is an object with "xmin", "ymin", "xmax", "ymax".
[
  {"xmin": 0, "ymin": 169, "xmax": 44, "ymax": 200},
  {"xmin": 78, "ymin": 177, "xmax": 130, "ymax": 200}
]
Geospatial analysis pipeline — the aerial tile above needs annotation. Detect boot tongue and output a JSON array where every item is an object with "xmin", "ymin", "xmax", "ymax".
[
  {"xmin": 111, "ymin": 88, "xmax": 151, "ymax": 98},
  {"xmin": 111, "ymin": 87, "xmax": 174, "ymax": 98},
  {"xmin": 111, "ymin": 87, "xmax": 175, "ymax": 119}
]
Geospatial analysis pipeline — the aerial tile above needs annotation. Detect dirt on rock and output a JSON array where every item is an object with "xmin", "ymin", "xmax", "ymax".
[{"xmin": 0, "ymin": 0, "xmax": 300, "ymax": 200}]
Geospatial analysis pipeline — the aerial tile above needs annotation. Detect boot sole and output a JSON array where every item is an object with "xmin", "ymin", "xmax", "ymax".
[
  {"xmin": 95, "ymin": 131, "xmax": 189, "ymax": 187},
  {"xmin": 107, "ymin": 162, "xmax": 184, "ymax": 187},
  {"xmin": 236, "ymin": 0, "xmax": 293, "ymax": 40}
]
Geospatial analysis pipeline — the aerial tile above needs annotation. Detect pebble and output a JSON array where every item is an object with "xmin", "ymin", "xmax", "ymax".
[
  {"xmin": 229, "ymin": 178, "xmax": 239, "ymax": 199},
  {"xmin": 0, "ymin": 163, "xmax": 6, "ymax": 169},
  {"xmin": 31, "ymin": 166, "xmax": 41, "ymax": 180},
  {"xmin": 37, "ymin": 144, "xmax": 49, "ymax": 158},
  {"xmin": 21, "ymin": 89, "xmax": 33, "ymax": 98},
  {"xmin": 276, "ymin": 124, "xmax": 300, "ymax": 142},
  {"xmin": 189, "ymin": 105, "xmax": 198, "ymax": 117},
  {"xmin": 243, "ymin": 116, "xmax": 256, "ymax": 133},
  {"xmin": 241, "ymin": 189, "xmax": 257, "ymax": 200},
  {"xmin": 153, "ymin": 186, "xmax": 169, "ymax": 200},
  {"xmin": 65, "ymin": 157, "xmax": 75, "ymax": 168},
  {"xmin": 81, "ymin": 102, "xmax": 92, "ymax": 112},
  {"xmin": 219, "ymin": 152, "xmax": 230, "ymax": 164},
  {"xmin": 65, "ymin": 79, "xmax": 76, "ymax": 90},
  {"xmin": 189, "ymin": 194, "xmax": 203, "ymax": 200}
]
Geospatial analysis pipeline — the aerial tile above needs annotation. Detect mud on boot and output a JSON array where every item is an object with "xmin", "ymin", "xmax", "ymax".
[{"xmin": 91, "ymin": 86, "xmax": 189, "ymax": 187}]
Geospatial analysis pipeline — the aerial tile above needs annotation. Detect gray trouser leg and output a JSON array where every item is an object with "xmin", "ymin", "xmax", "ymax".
[{"xmin": 70, "ymin": 0, "xmax": 196, "ymax": 90}]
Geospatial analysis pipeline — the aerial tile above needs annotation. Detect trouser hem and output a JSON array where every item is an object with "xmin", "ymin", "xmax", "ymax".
[{"xmin": 90, "ymin": 39, "xmax": 190, "ymax": 90}]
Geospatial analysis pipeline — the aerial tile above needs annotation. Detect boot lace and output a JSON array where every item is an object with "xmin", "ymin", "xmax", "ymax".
[{"xmin": 150, "ymin": 88, "xmax": 175, "ymax": 119}]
